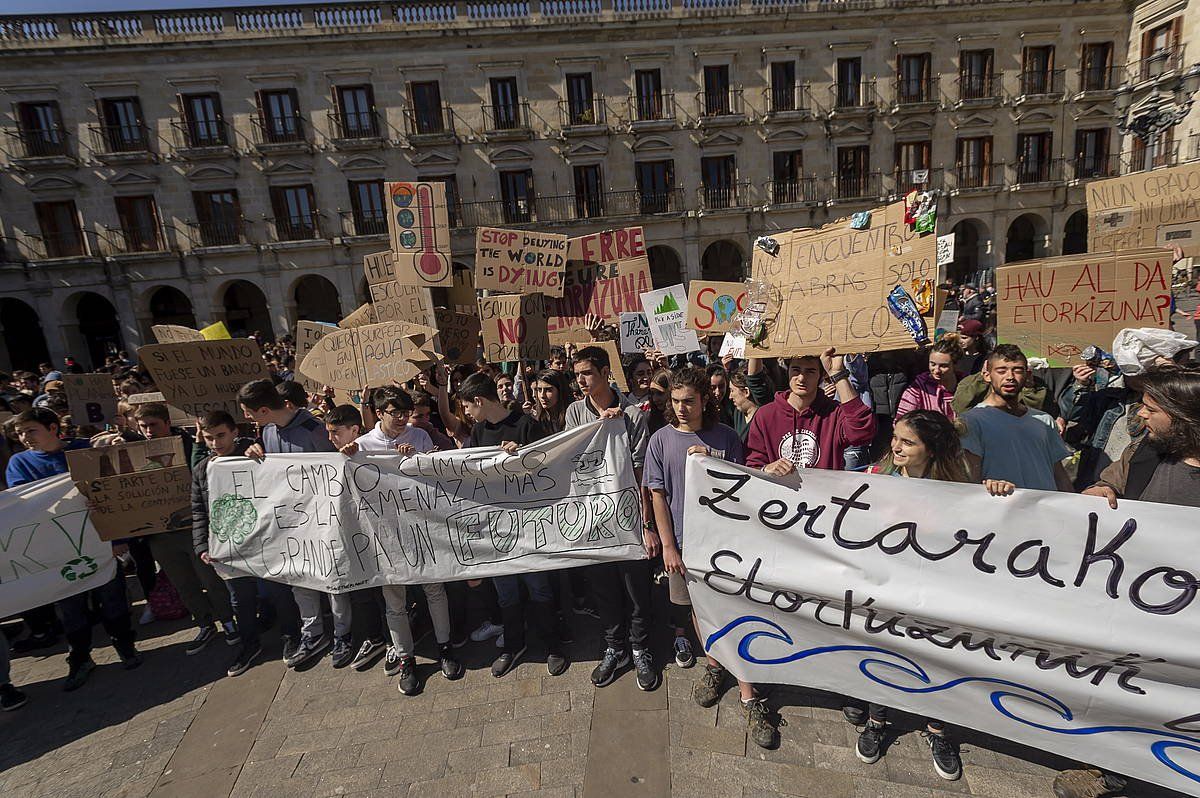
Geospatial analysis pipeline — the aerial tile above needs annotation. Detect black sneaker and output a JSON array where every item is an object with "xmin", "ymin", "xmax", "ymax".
[
  {"xmin": 842, "ymin": 704, "xmax": 868, "ymax": 726},
  {"xmin": 0, "ymin": 683, "xmax": 28, "ymax": 711},
  {"xmin": 924, "ymin": 732, "xmax": 962, "ymax": 781},
  {"xmin": 383, "ymin": 646, "xmax": 403, "ymax": 677},
  {"xmin": 222, "ymin": 622, "xmax": 241, "ymax": 647},
  {"xmin": 185, "ymin": 626, "xmax": 217, "ymax": 656},
  {"xmin": 743, "ymin": 697, "xmax": 778, "ymax": 749},
  {"xmin": 491, "ymin": 647, "xmax": 526, "ymax": 678},
  {"xmin": 351, "ymin": 638, "xmax": 386, "ymax": 671},
  {"xmin": 693, "ymin": 663, "xmax": 726, "ymax": 708},
  {"xmin": 330, "ymin": 636, "xmax": 354, "ymax": 669},
  {"xmin": 281, "ymin": 635, "xmax": 299, "ymax": 663},
  {"xmin": 63, "ymin": 658, "xmax": 95, "ymax": 692},
  {"xmin": 12, "ymin": 632, "xmax": 56, "ymax": 653},
  {"xmin": 590, "ymin": 647, "xmax": 630, "ymax": 687},
  {"xmin": 632, "ymin": 649, "xmax": 659, "ymax": 691},
  {"xmin": 114, "ymin": 641, "xmax": 142, "ymax": 670},
  {"xmin": 673, "ymin": 636, "xmax": 695, "ymax": 668},
  {"xmin": 284, "ymin": 634, "xmax": 329, "ymax": 669},
  {"xmin": 226, "ymin": 642, "xmax": 262, "ymax": 678},
  {"xmin": 438, "ymin": 644, "xmax": 464, "ymax": 680},
  {"xmin": 572, "ymin": 601, "xmax": 600, "ymax": 620},
  {"xmin": 546, "ymin": 651, "xmax": 568, "ymax": 677},
  {"xmin": 397, "ymin": 655, "xmax": 419, "ymax": 696},
  {"xmin": 856, "ymin": 721, "xmax": 886, "ymax": 764}
]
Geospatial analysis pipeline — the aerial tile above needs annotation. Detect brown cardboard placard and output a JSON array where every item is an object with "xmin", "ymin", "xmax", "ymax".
[
  {"xmin": 446, "ymin": 265, "xmax": 477, "ymax": 313},
  {"xmin": 564, "ymin": 339, "xmax": 629, "ymax": 393},
  {"xmin": 299, "ymin": 321, "xmax": 439, "ymax": 390},
  {"xmin": 548, "ymin": 226, "xmax": 653, "ymax": 341},
  {"xmin": 295, "ymin": 320, "xmax": 337, "ymax": 392},
  {"xmin": 67, "ymin": 437, "xmax": 190, "ymax": 541},
  {"xmin": 151, "ymin": 324, "xmax": 205, "ymax": 343},
  {"xmin": 368, "ymin": 281, "xmax": 436, "ymax": 327},
  {"xmin": 475, "ymin": 227, "xmax": 569, "ymax": 296},
  {"xmin": 339, "ymin": 303, "xmax": 377, "ymax": 329},
  {"xmin": 386, "ymin": 181, "xmax": 453, "ymax": 287},
  {"xmin": 435, "ymin": 308, "xmax": 482, "ymax": 365},
  {"xmin": 686, "ymin": 281, "xmax": 748, "ymax": 334},
  {"xmin": 67, "ymin": 437, "xmax": 187, "ymax": 484},
  {"xmin": 137, "ymin": 339, "xmax": 267, "ymax": 416},
  {"xmin": 363, "ymin": 250, "xmax": 396, "ymax": 286},
  {"xmin": 996, "ymin": 247, "xmax": 1172, "ymax": 366},
  {"xmin": 479, "ymin": 293, "xmax": 550, "ymax": 362},
  {"xmin": 125, "ymin": 391, "xmax": 192, "ymax": 427},
  {"xmin": 63, "ymin": 373, "xmax": 117, "ymax": 428},
  {"xmin": 1087, "ymin": 163, "xmax": 1200, "ymax": 256}
]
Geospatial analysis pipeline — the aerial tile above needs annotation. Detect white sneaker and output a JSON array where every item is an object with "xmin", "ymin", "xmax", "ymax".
[
  {"xmin": 469, "ymin": 621, "xmax": 503, "ymax": 642},
  {"xmin": 139, "ymin": 607, "xmax": 156, "ymax": 625}
]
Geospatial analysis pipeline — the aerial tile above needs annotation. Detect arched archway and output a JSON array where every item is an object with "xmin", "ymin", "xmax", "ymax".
[
  {"xmin": 293, "ymin": 275, "xmax": 341, "ymax": 323},
  {"xmin": 222, "ymin": 280, "xmax": 273, "ymax": 340},
  {"xmin": 648, "ymin": 246, "xmax": 683, "ymax": 289},
  {"xmin": 1063, "ymin": 210, "xmax": 1088, "ymax": 255},
  {"xmin": 1005, "ymin": 214, "xmax": 1048, "ymax": 264},
  {"xmin": 701, "ymin": 240, "xmax": 744, "ymax": 281},
  {"xmin": 0, "ymin": 298, "xmax": 50, "ymax": 372},
  {"xmin": 950, "ymin": 219, "xmax": 987, "ymax": 284},
  {"xmin": 69, "ymin": 292, "xmax": 123, "ymax": 369},
  {"xmin": 148, "ymin": 285, "xmax": 197, "ymax": 328}
]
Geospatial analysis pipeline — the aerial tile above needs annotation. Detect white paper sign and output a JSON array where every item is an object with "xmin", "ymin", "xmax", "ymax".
[
  {"xmin": 936, "ymin": 233, "xmax": 956, "ymax": 267},
  {"xmin": 718, "ymin": 332, "xmax": 746, "ymax": 359},
  {"xmin": 0, "ymin": 474, "xmax": 118, "ymax": 618},
  {"xmin": 208, "ymin": 421, "xmax": 644, "ymax": 590},
  {"xmin": 639, "ymin": 284, "xmax": 700, "ymax": 356},
  {"xmin": 619, "ymin": 312, "xmax": 654, "ymax": 355},
  {"xmin": 684, "ymin": 458, "xmax": 1200, "ymax": 796}
]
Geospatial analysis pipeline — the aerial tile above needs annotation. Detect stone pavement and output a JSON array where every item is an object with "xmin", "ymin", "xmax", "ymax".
[{"xmin": 0, "ymin": 592, "xmax": 1189, "ymax": 798}]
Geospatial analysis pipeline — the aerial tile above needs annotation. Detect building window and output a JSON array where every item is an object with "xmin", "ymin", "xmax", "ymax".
[
  {"xmin": 956, "ymin": 136, "xmax": 993, "ymax": 188},
  {"xmin": 894, "ymin": 141, "xmax": 932, "ymax": 193},
  {"xmin": 114, "ymin": 195, "xmax": 161, "ymax": 252},
  {"xmin": 269, "ymin": 185, "xmax": 318, "ymax": 240},
  {"xmin": 1143, "ymin": 18, "xmax": 1183, "ymax": 78},
  {"xmin": 573, "ymin": 164, "xmax": 604, "ymax": 219},
  {"xmin": 180, "ymin": 93, "xmax": 227, "ymax": 147},
  {"xmin": 1016, "ymin": 132, "xmax": 1054, "ymax": 182},
  {"xmin": 1021, "ymin": 46, "xmax": 1056, "ymax": 95},
  {"xmin": 34, "ymin": 200, "xmax": 85, "ymax": 258},
  {"xmin": 16, "ymin": 101, "xmax": 67, "ymax": 157},
  {"xmin": 1132, "ymin": 127, "xmax": 1175, "ymax": 171},
  {"xmin": 635, "ymin": 159, "xmax": 674, "ymax": 213},
  {"xmin": 701, "ymin": 155, "xmax": 736, "ymax": 208},
  {"xmin": 566, "ymin": 73, "xmax": 596, "ymax": 125},
  {"xmin": 98, "ymin": 97, "xmax": 147, "ymax": 152},
  {"xmin": 499, "ymin": 169, "xmax": 534, "ymax": 223},
  {"xmin": 258, "ymin": 89, "xmax": 302, "ymax": 143},
  {"xmin": 335, "ymin": 85, "xmax": 377, "ymax": 138},
  {"xmin": 702, "ymin": 65, "xmax": 731, "ymax": 116},
  {"xmin": 348, "ymin": 179, "xmax": 386, "ymax": 236},
  {"xmin": 835, "ymin": 58, "xmax": 863, "ymax": 108},
  {"xmin": 958, "ymin": 50, "xmax": 995, "ymax": 100},
  {"xmin": 1074, "ymin": 128, "xmax": 1112, "ymax": 178},
  {"xmin": 428, "ymin": 174, "xmax": 461, "ymax": 227},
  {"xmin": 772, "ymin": 150, "xmax": 805, "ymax": 202},
  {"xmin": 896, "ymin": 53, "xmax": 932, "ymax": 104},
  {"xmin": 634, "ymin": 69, "xmax": 665, "ymax": 121},
  {"xmin": 769, "ymin": 61, "xmax": 797, "ymax": 113},
  {"xmin": 489, "ymin": 77, "xmax": 522, "ymax": 130},
  {"xmin": 410, "ymin": 81, "xmax": 445, "ymax": 134},
  {"xmin": 836, "ymin": 145, "xmax": 869, "ymax": 198},
  {"xmin": 1080, "ymin": 42, "xmax": 1114, "ymax": 91},
  {"xmin": 193, "ymin": 190, "xmax": 242, "ymax": 246}
]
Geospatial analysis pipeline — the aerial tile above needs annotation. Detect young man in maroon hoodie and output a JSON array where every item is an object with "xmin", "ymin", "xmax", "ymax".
[{"xmin": 745, "ymin": 347, "xmax": 877, "ymax": 474}]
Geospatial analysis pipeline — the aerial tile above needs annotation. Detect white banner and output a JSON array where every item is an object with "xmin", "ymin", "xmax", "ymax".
[
  {"xmin": 208, "ymin": 421, "xmax": 644, "ymax": 591},
  {"xmin": 684, "ymin": 457, "xmax": 1200, "ymax": 795},
  {"xmin": 0, "ymin": 474, "xmax": 118, "ymax": 618}
]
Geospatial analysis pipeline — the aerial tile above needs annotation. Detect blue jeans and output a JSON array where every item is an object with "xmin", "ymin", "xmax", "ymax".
[
  {"xmin": 492, "ymin": 573, "xmax": 558, "ymax": 656},
  {"xmin": 56, "ymin": 572, "xmax": 134, "ymax": 664},
  {"xmin": 493, "ymin": 573, "xmax": 554, "ymax": 607}
]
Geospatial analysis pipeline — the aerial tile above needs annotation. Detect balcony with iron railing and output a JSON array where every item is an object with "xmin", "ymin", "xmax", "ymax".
[
  {"xmin": 11, "ymin": 228, "xmax": 105, "ymax": 261},
  {"xmin": 450, "ymin": 188, "xmax": 684, "ymax": 230},
  {"xmin": 88, "ymin": 122, "xmax": 152, "ymax": 157},
  {"xmin": 696, "ymin": 88, "xmax": 745, "ymax": 122},
  {"xmin": 327, "ymin": 109, "xmax": 382, "ymax": 143},
  {"xmin": 828, "ymin": 80, "xmax": 876, "ymax": 112},
  {"xmin": 954, "ymin": 73, "xmax": 1001, "ymax": 104},
  {"xmin": 558, "ymin": 97, "xmax": 607, "ymax": 130},
  {"xmin": 1069, "ymin": 153, "xmax": 1122, "ymax": 181},
  {"xmin": 266, "ymin": 212, "xmax": 325, "ymax": 243},
  {"xmin": 338, "ymin": 209, "xmax": 388, "ymax": 237},
  {"xmin": 950, "ymin": 161, "xmax": 1003, "ymax": 192},
  {"xmin": 628, "ymin": 92, "xmax": 677, "ymax": 126},
  {"xmin": 1190, "ymin": 133, "xmax": 1200, "ymax": 162},
  {"xmin": 250, "ymin": 113, "xmax": 311, "ymax": 151},
  {"xmin": 482, "ymin": 100, "xmax": 532, "ymax": 136},
  {"xmin": 892, "ymin": 167, "xmax": 942, "ymax": 196},
  {"xmin": 892, "ymin": 76, "xmax": 939, "ymax": 108},
  {"xmin": 1134, "ymin": 44, "xmax": 1186, "ymax": 82},
  {"xmin": 697, "ymin": 181, "xmax": 752, "ymax": 211},
  {"xmin": 186, "ymin": 218, "xmax": 251, "ymax": 248},
  {"xmin": 828, "ymin": 171, "xmax": 882, "ymax": 203},
  {"xmin": 1009, "ymin": 157, "xmax": 1063, "ymax": 186},
  {"xmin": 762, "ymin": 84, "xmax": 812, "ymax": 117},
  {"xmin": 1015, "ymin": 69, "xmax": 1066, "ymax": 100},
  {"xmin": 1129, "ymin": 140, "xmax": 1180, "ymax": 172},
  {"xmin": 103, "ymin": 223, "xmax": 170, "ymax": 255},
  {"xmin": 170, "ymin": 117, "xmax": 235, "ymax": 154},
  {"xmin": 765, "ymin": 177, "xmax": 821, "ymax": 205},
  {"xmin": 5, "ymin": 125, "xmax": 73, "ymax": 162},
  {"xmin": 403, "ymin": 104, "xmax": 456, "ymax": 141},
  {"xmin": 1076, "ymin": 65, "xmax": 1121, "ymax": 94}
]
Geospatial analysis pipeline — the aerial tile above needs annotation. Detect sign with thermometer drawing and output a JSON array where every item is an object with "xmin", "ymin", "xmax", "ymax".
[{"xmin": 386, "ymin": 181, "xmax": 453, "ymax": 287}]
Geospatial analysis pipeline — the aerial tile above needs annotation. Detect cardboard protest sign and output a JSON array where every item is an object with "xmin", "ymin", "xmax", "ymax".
[
  {"xmin": 200, "ymin": 321, "xmax": 231, "ymax": 340},
  {"xmin": 369, "ymin": 281, "xmax": 436, "ymax": 327},
  {"xmin": 686, "ymin": 281, "xmax": 747, "ymax": 334},
  {"xmin": 339, "ymin": 303, "xmax": 377, "ymax": 329},
  {"xmin": 479, "ymin": 294, "xmax": 550, "ymax": 362},
  {"xmin": 125, "ymin": 391, "xmax": 190, "ymax": 426},
  {"xmin": 640, "ymin": 284, "xmax": 700, "ymax": 355},
  {"xmin": 67, "ymin": 437, "xmax": 190, "ymax": 541},
  {"xmin": 0, "ymin": 475, "xmax": 118, "ymax": 618},
  {"xmin": 152, "ymin": 324, "xmax": 204, "ymax": 343},
  {"xmin": 936, "ymin": 233, "xmax": 955, "ymax": 268},
  {"xmin": 618, "ymin": 312, "xmax": 653, "ymax": 354},
  {"xmin": 208, "ymin": 420, "xmax": 643, "ymax": 588},
  {"xmin": 138, "ymin": 339, "xmax": 267, "ymax": 416},
  {"xmin": 295, "ymin": 320, "xmax": 336, "ymax": 392},
  {"xmin": 563, "ymin": 339, "xmax": 629, "ymax": 393},
  {"xmin": 300, "ymin": 321, "xmax": 438, "ymax": 391},
  {"xmin": 435, "ymin": 308, "xmax": 481, "ymax": 365},
  {"xmin": 363, "ymin": 250, "xmax": 396, "ymax": 286},
  {"xmin": 719, "ymin": 332, "xmax": 746, "ymax": 359},
  {"xmin": 1087, "ymin": 162, "xmax": 1200, "ymax": 256},
  {"xmin": 549, "ymin": 227, "xmax": 653, "ymax": 340},
  {"xmin": 447, "ymin": 266, "xmax": 477, "ymax": 313},
  {"xmin": 475, "ymin": 227, "xmax": 569, "ymax": 296},
  {"xmin": 996, "ymin": 248, "xmax": 1172, "ymax": 366},
  {"xmin": 750, "ymin": 201, "xmax": 937, "ymax": 356},
  {"xmin": 386, "ymin": 181, "xmax": 453, "ymax": 286},
  {"xmin": 63, "ymin": 373, "xmax": 117, "ymax": 428}
]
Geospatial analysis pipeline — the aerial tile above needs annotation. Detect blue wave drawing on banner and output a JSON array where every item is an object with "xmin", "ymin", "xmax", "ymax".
[{"xmin": 707, "ymin": 614, "xmax": 1200, "ymax": 786}]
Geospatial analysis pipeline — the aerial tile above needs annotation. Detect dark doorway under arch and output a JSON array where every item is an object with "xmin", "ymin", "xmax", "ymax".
[{"xmin": 0, "ymin": 298, "xmax": 50, "ymax": 372}]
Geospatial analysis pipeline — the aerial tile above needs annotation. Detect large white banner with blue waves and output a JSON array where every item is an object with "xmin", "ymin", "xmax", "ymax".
[{"xmin": 683, "ymin": 456, "xmax": 1200, "ymax": 795}]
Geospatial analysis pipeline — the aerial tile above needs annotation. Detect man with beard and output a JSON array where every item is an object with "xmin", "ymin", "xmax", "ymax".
[
  {"xmin": 1053, "ymin": 365, "xmax": 1200, "ymax": 797},
  {"xmin": 959, "ymin": 344, "xmax": 1073, "ymax": 492}
]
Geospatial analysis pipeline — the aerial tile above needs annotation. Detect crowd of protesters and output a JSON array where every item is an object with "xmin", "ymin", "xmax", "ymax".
[{"xmin": 1, "ymin": 288, "xmax": 1199, "ymax": 798}]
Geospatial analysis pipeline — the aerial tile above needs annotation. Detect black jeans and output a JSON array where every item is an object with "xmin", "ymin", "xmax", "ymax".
[
  {"xmin": 588, "ymin": 560, "xmax": 652, "ymax": 651},
  {"xmin": 847, "ymin": 698, "xmax": 945, "ymax": 733},
  {"xmin": 350, "ymin": 587, "xmax": 386, "ymax": 643},
  {"xmin": 57, "ymin": 573, "xmax": 134, "ymax": 664},
  {"xmin": 227, "ymin": 577, "xmax": 300, "ymax": 648}
]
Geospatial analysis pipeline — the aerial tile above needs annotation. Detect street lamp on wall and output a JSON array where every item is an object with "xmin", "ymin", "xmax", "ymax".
[{"xmin": 1116, "ymin": 64, "xmax": 1200, "ymax": 141}]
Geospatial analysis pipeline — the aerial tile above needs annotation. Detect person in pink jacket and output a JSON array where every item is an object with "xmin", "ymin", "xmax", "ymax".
[{"xmin": 896, "ymin": 338, "xmax": 963, "ymax": 420}]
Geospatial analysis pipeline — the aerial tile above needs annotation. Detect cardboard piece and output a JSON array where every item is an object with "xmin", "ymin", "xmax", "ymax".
[
  {"xmin": 1087, "ymin": 163, "xmax": 1200, "ymax": 256},
  {"xmin": 548, "ymin": 226, "xmax": 653, "ymax": 341},
  {"xmin": 151, "ymin": 324, "xmax": 204, "ymax": 343},
  {"xmin": 200, "ymin": 321, "xmax": 231, "ymax": 340},
  {"xmin": 566, "ymin": 339, "xmax": 629, "ymax": 393},
  {"xmin": 295, "ymin": 321, "xmax": 337, "ymax": 392},
  {"xmin": 386, "ymin": 181, "xmax": 453, "ymax": 286},
  {"xmin": 936, "ymin": 233, "xmax": 955, "ymax": 267},
  {"xmin": 125, "ymin": 391, "xmax": 190, "ymax": 427},
  {"xmin": 300, "ymin": 321, "xmax": 439, "ymax": 391},
  {"xmin": 369, "ymin": 281, "xmax": 436, "ymax": 327},
  {"xmin": 137, "ymin": 339, "xmax": 267, "ymax": 416},
  {"xmin": 63, "ymin": 373, "xmax": 117, "ymax": 428},
  {"xmin": 719, "ymin": 333, "xmax": 747, "ymax": 359},
  {"xmin": 686, "ymin": 281, "xmax": 747, "ymax": 334},
  {"xmin": 749, "ymin": 201, "xmax": 938, "ymax": 356},
  {"xmin": 479, "ymin": 294, "xmax": 550, "ymax": 362},
  {"xmin": 996, "ymin": 247, "xmax": 1173, "ymax": 366},
  {"xmin": 67, "ymin": 437, "xmax": 190, "ymax": 541},
  {"xmin": 475, "ymin": 227, "xmax": 569, "ymax": 297},
  {"xmin": 339, "ymin": 303, "xmax": 377, "ymax": 329},
  {"xmin": 364, "ymin": 250, "xmax": 396, "ymax": 286},
  {"xmin": 447, "ymin": 265, "xmax": 477, "ymax": 313},
  {"xmin": 435, "ymin": 308, "xmax": 482, "ymax": 365},
  {"xmin": 640, "ymin": 284, "xmax": 701, "ymax": 355},
  {"xmin": 618, "ymin": 311, "xmax": 654, "ymax": 355}
]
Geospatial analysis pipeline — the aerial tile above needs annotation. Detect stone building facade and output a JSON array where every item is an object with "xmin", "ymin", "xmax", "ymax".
[{"xmin": 0, "ymin": 0, "xmax": 1193, "ymax": 370}]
